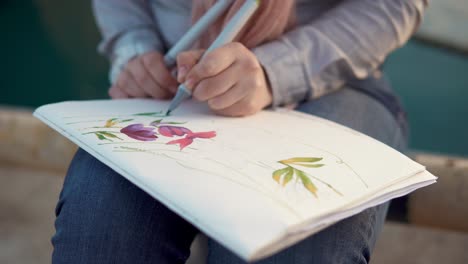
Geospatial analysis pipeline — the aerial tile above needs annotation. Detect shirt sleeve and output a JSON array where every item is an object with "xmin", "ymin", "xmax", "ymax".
[
  {"xmin": 252, "ymin": 0, "xmax": 428, "ymax": 107},
  {"xmin": 92, "ymin": 0, "xmax": 165, "ymax": 83}
]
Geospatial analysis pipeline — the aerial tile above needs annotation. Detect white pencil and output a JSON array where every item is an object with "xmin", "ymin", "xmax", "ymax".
[{"xmin": 163, "ymin": 0, "xmax": 235, "ymax": 67}]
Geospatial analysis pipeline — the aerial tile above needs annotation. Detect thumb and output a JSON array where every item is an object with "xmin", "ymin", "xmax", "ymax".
[{"xmin": 176, "ymin": 49, "xmax": 205, "ymax": 83}]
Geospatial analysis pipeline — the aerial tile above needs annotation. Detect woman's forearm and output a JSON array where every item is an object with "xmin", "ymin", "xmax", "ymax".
[{"xmin": 253, "ymin": 0, "xmax": 427, "ymax": 107}]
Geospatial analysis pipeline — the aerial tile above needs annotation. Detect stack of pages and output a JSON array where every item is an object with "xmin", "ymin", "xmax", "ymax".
[{"xmin": 34, "ymin": 99, "xmax": 436, "ymax": 262}]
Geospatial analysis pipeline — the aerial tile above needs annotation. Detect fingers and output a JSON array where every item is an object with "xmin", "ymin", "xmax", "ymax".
[
  {"xmin": 142, "ymin": 52, "xmax": 179, "ymax": 94},
  {"xmin": 109, "ymin": 51, "xmax": 181, "ymax": 100},
  {"xmin": 184, "ymin": 43, "xmax": 244, "ymax": 90},
  {"xmin": 196, "ymin": 61, "xmax": 265, "ymax": 112},
  {"xmin": 208, "ymin": 84, "xmax": 249, "ymax": 111},
  {"xmin": 115, "ymin": 68, "xmax": 147, "ymax": 98},
  {"xmin": 191, "ymin": 64, "xmax": 239, "ymax": 102},
  {"xmin": 176, "ymin": 49, "xmax": 204, "ymax": 83},
  {"xmin": 212, "ymin": 96, "xmax": 258, "ymax": 117},
  {"xmin": 126, "ymin": 58, "xmax": 169, "ymax": 99},
  {"xmin": 168, "ymin": 42, "xmax": 270, "ymax": 117},
  {"xmin": 207, "ymin": 62, "xmax": 270, "ymax": 117}
]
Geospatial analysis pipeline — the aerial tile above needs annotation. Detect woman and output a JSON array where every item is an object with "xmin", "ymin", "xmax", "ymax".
[{"xmin": 52, "ymin": 0, "xmax": 426, "ymax": 263}]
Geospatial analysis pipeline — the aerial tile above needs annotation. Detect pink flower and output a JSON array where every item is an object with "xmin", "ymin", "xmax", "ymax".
[
  {"xmin": 158, "ymin": 126, "xmax": 192, "ymax": 137},
  {"xmin": 120, "ymin": 124, "xmax": 158, "ymax": 141},
  {"xmin": 166, "ymin": 138, "xmax": 194, "ymax": 150},
  {"xmin": 167, "ymin": 131, "xmax": 216, "ymax": 150},
  {"xmin": 121, "ymin": 124, "xmax": 215, "ymax": 149}
]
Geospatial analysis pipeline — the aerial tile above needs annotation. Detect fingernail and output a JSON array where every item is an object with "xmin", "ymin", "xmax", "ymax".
[
  {"xmin": 185, "ymin": 78, "xmax": 195, "ymax": 89},
  {"xmin": 178, "ymin": 65, "xmax": 187, "ymax": 82}
]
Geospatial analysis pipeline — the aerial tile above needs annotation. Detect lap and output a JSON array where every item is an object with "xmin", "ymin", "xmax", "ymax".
[
  {"xmin": 295, "ymin": 86, "xmax": 406, "ymax": 150},
  {"xmin": 52, "ymin": 149, "xmax": 198, "ymax": 264},
  {"xmin": 208, "ymin": 202, "xmax": 389, "ymax": 264},
  {"xmin": 207, "ymin": 86, "xmax": 406, "ymax": 263},
  {"xmin": 53, "ymin": 85, "xmax": 406, "ymax": 264}
]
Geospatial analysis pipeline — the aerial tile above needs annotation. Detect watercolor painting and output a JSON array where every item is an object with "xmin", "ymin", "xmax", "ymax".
[
  {"xmin": 60, "ymin": 108, "xmax": 368, "ymax": 215},
  {"xmin": 79, "ymin": 111, "xmax": 216, "ymax": 150},
  {"xmin": 34, "ymin": 98, "xmax": 434, "ymax": 248},
  {"xmin": 69, "ymin": 110, "xmax": 364, "ymax": 202},
  {"xmin": 272, "ymin": 157, "xmax": 343, "ymax": 197}
]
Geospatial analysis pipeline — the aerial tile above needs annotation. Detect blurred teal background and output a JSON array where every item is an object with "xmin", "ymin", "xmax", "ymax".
[{"xmin": 2, "ymin": 0, "xmax": 468, "ymax": 156}]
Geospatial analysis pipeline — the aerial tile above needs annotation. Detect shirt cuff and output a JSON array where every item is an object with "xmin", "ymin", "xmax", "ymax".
[
  {"xmin": 108, "ymin": 28, "xmax": 165, "ymax": 84},
  {"xmin": 252, "ymin": 41, "xmax": 310, "ymax": 108}
]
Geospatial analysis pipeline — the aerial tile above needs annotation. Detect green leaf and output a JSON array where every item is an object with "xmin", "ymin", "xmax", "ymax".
[
  {"xmin": 119, "ymin": 119, "xmax": 134, "ymax": 123},
  {"xmin": 296, "ymin": 169, "xmax": 318, "ymax": 197},
  {"xmin": 166, "ymin": 121, "xmax": 187, "ymax": 125},
  {"xmin": 282, "ymin": 168, "xmax": 294, "ymax": 186},
  {"xmin": 133, "ymin": 111, "xmax": 163, "ymax": 116},
  {"xmin": 280, "ymin": 157, "xmax": 323, "ymax": 165},
  {"xmin": 95, "ymin": 133, "xmax": 110, "ymax": 141},
  {"xmin": 295, "ymin": 163, "xmax": 325, "ymax": 169},
  {"xmin": 272, "ymin": 167, "xmax": 289, "ymax": 184},
  {"xmin": 150, "ymin": 119, "xmax": 186, "ymax": 126},
  {"xmin": 100, "ymin": 132, "xmax": 122, "ymax": 140}
]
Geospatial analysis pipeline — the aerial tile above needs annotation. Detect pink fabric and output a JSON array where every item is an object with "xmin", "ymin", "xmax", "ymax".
[{"xmin": 191, "ymin": 0, "xmax": 296, "ymax": 49}]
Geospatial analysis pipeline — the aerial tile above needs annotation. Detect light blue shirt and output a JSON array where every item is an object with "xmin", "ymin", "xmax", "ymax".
[{"xmin": 93, "ymin": 0, "xmax": 427, "ymax": 107}]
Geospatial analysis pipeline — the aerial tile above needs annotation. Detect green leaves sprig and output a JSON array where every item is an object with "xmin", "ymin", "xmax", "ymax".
[
  {"xmin": 84, "ymin": 131, "xmax": 123, "ymax": 142},
  {"xmin": 273, "ymin": 157, "xmax": 331, "ymax": 197},
  {"xmin": 132, "ymin": 111, "xmax": 165, "ymax": 117}
]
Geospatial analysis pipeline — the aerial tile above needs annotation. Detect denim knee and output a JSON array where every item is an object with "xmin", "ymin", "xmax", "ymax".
[{"xmin": 52, "ymin": 149, "xmax": 198, "ymax": 264}]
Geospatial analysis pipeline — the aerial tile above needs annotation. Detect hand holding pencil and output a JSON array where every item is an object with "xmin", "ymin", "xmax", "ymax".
[
  {"xmin": 109, "ymin": 0, "xmax": 235, "ymax": 100},
  {"xmin": 109, "ymin": 0, "xmax": 267, "ymax": 117},
  {"xmin": 176, "ymin": 42, "xmax": 272, "ymax": 117}
]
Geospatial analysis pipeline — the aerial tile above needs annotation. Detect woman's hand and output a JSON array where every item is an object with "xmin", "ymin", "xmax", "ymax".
[
  {"xmin": 176, "ymin": 42, "xmax": 272, "ymax": 117},
  {"xmin": 109, "ymin": 51, "xmax": 179, "ymax": 99}
]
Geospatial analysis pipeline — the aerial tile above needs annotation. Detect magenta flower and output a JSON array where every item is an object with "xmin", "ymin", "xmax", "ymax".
[
  {"xmin": 158, "ymin": 125, "xmax": 192, "ymax": 137},
  {"xmin": 167, "ymin": 131, "xmax": 216, "ymax": 150},
  {"xmin": 120, "ymin": 124, "xmax": 158, "ymax": 141},
  {"xmin": 121, "ymin": 123, "xmax": 215, "ymax": 149}
]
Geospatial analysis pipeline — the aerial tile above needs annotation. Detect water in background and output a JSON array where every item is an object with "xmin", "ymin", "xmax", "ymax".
[{"xmin": 385, "ymin": 42, "xmax": 468, "ymax": 157}]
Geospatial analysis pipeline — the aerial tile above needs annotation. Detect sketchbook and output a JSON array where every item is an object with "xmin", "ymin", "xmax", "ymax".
[{"xmin": 34, "ymin": 99, "xmax": 436, "ymax": 261}]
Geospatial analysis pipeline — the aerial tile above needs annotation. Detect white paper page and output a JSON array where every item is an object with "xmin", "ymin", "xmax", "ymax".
[
  {"xmin": 34, "ymin": 99, "xmax": 432, "ymax": 260},
  {"xmin": 252, "ymin": 170, "xmax": 436, "ymax": 261}
]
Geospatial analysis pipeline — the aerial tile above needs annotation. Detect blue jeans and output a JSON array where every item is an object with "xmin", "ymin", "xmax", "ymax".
[{"xmin": 52, "ymin": 77, "xmax": 407, "ymax": 264}]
